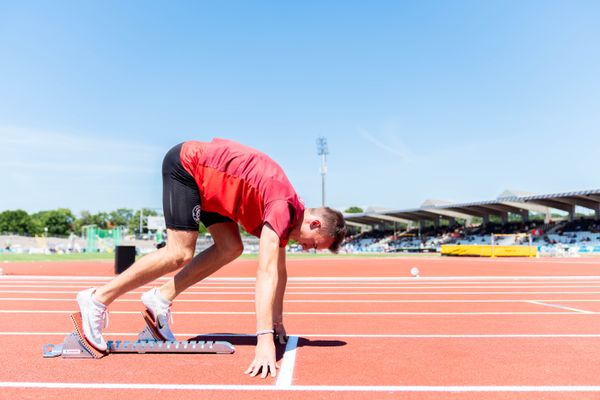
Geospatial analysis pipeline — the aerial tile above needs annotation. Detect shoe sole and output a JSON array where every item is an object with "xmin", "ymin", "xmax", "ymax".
[
  {"xmin": 70, "ymin": 312, "xmax": 107, "ymax": 357},
  {"xmin": 142, "ymin": 308, "xmax": 175, "ymax": 341},
  {"xmin": 76, "ymin": 293, "xmax": 108, "ymax": 352}
]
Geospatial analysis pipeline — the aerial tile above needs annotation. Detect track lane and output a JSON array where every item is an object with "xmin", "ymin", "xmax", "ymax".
[{"xmin": 2, "ymin": 257, "xmax": 600, "ymax": 400}]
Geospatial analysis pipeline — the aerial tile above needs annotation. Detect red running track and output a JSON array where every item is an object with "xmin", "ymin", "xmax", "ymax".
[{"xmin": 1, "ymin": 256, "xmax": 600, "ymax": 399}]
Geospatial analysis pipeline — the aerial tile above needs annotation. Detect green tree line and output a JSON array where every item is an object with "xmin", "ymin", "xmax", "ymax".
[
  {"xmin": 0, "ymin": 208, "xmax": 159, "ymax": 237},
  {"xmin": 1, "ymin": 206, "xmax": 368, "ymax": 238}
]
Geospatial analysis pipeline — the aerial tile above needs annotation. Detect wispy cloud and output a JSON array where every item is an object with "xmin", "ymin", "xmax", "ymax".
[
  {"xmin": 0, "ymin": 125, "xmax": 166, "ymax": 212},
  {"xmin": 0, "ymin": 160, "xmax": 156, "ymax": 174},
  {"xmin": 0, "ymin": 125, "xmax": 162, "ymax": 175},
  {"xmin": 358, "ymin": 127, "xmax": 416, "ymax": 162}
]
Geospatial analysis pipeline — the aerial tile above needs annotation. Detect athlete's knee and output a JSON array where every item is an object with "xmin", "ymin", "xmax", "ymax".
[
  {"xmin": 228, "ymin": 239, "xmax": 244, "ymax": 260},
  {"xmin": 166, "ymin": 246, "xmax": 194, "ymax": 267},
  {"xmin": 216, "ymin": 236, "xmax": 243, "ymax": 262}
]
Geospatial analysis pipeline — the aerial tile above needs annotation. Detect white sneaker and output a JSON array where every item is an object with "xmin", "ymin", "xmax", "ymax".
[
  {"xmin": 141, "ymin": 288, "xmax": 175, "ymax": 341},
  {"xmin": 76, "ymin": 288, "xmax": 109, "ymax": 351}
]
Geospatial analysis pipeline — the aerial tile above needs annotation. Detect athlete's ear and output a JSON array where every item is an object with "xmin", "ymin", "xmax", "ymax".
[{"xmin": 310, "ymin": 220, "xmax": 322, "ymax": 230}]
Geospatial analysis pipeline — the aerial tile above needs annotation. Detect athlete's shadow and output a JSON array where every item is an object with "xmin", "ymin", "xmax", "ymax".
[
  {"xmin": 296, "ymin": 337, "xmax": 347, "ymax": 348},
  {"xmin": 187, "ymin": 334, "xmax": 347, "ymax": 360}
]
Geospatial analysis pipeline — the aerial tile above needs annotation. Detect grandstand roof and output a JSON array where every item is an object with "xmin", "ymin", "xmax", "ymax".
[{"xmin": 344, "ymin": 189, "xmax": 600, "ymax": 227}]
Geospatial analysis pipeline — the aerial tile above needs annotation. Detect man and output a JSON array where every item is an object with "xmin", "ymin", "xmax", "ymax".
[{"xmin": 76, "ymin": 138, "xmax": 346, "ymax": 378}]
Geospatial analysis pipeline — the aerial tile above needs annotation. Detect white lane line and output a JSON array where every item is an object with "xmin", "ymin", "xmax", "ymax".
[
  {"xmin": 275, "ymin": 335, "xmax": 299, "ymax": 387},
  {"xmin": 1, "ymin": 382, "xmax": 600, "ymax": 392},
  {"xmin": 420, "ymin": 258, "xmax": 600, "ymax": 265},
  {"xmin": 4, "ymin": 297, "xmax": 600, "ymax": 304},
  {"xmin": 0, "ymin": 284, "xmax": 166, "ymax": 289},
  {"xmin": 527, "ymin": 300, "xmax": 594, "ymax": 314},
  {"xmin": 0, "ymin": 310, "xmax": 594, "ymax": 315},
  {"xmin": 0, "ymin": 276, "xmax": 156, "ymax": 281},
  {"xmin": 4, "ymin": 332, "xmax": 600, "ymax": 338},
  {"xmin": 0, "ymin": 298, "xmax": 257, "ymax": 303},
  {"xmin": 6, "ymin": 280, "xmax": 600, "ymax": 286},
  {"xmin": 3, "ymin": 290, "xmax": 600, "ymax": 295},
  {"xmin": 6, "ymin": 284, "xmax": 600, "ymax": 289},
  {"xmin": 287, "ymin": 333, "xmax": 600, "ymax": 338},
  {"xmin": 3, "ymin": 275, "xmax": 600, "ymax": 282}
]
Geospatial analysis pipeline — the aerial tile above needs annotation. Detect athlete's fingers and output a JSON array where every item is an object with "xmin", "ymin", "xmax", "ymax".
[
  {"xmin": 244, "ymin": 360, "xmax": 257, "ymax": 375},
  {"xmin": 260, "ymin": 363, "xmax": 268, "ymax": 379}
]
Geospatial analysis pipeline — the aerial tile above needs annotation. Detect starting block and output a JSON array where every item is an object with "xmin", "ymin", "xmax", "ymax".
[{"xmin": 43, "ymin": 310, "xmax": 235, "ymax": 358}]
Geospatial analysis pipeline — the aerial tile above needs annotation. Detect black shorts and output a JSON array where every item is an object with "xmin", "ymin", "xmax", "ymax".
[{"xmin": 162, "ymin": 143, "xmax": 233, "ymax": 230}]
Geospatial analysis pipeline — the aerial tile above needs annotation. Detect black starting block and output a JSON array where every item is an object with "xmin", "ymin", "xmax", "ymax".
[{"xmin": 43, "ymin": 310, "xmax": 235, "ymax": 358}]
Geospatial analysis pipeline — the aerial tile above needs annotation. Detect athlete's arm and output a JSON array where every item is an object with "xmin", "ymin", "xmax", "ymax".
[
  {"xmin": 273, "ymin": 247, "xmax": 288, "ymax": 344},
  {"xmin": 244, "ymin": 224, "xmax": 280, "ymax": 378}
]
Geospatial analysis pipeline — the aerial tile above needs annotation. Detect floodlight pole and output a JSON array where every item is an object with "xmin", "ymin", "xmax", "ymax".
[
  {"xmin": 139, "ymin": 208, "xmax": 143, "ymax": 236},
  {"xmin": 316, "ymin": 137, "xmax": 329, "ymax": 207}
]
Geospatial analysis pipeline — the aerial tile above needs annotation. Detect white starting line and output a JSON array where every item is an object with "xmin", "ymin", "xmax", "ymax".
[{"xmin": 275, "ymin": 335, "xmax": 299, "ymax": 387}]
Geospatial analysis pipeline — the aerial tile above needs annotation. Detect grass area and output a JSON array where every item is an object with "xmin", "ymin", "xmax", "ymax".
[
  {"xmin": 0, "ymin": 252, "xmax": 116, "ymax": 262},
  {"xmin": 0, "ymin": 251, "xmax": 439, "ymax": 262}
]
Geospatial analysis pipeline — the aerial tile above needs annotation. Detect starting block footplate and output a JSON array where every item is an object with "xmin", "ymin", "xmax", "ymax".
[{"xmin": 43, "ymin": 311, "xmax": 235, "ymax": 358}]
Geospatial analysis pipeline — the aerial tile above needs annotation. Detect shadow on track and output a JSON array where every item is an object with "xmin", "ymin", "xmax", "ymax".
[{"xmin": 187, "ymin": 334, "xmax": 347, "ymax": 360}]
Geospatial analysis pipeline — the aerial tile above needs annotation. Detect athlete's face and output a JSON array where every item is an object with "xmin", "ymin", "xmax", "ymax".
[{"xmin": 298, "ymin": 220, "xmax": 334, "ymax": 251}]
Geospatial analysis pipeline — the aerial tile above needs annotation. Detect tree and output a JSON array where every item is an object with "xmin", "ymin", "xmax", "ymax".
[
  {"xmin": 0, "ymin": 210, "xmax": 33, "ymax": 235},
  {"xmin": 75, "ymin": 210, "xmax": 101, "ymax": 233},
  {"xmin": 109, "ymin": 208, "xmax": 134, "ymax": 228},
  {"xmin": 93, "ymin": 212, "xmax": 112, "ymax": 229},
  {"xmin": 74, "ymin": 210, "xmax": 95, "ymax": 233},
  {"xmin": 73, "ymin": 210, "xmax": 111, "ymax": 232},
  {"xmin": 31, "ymin": 208, "xmax": 76, "ymax": 236},
  {"xmin": 344, "ymin": 206, "xmax": 364, "ymax": 214}
]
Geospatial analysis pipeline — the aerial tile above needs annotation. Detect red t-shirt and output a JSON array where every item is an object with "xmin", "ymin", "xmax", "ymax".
[{"xmin": 180, "ymin": 139, "xmax": 304, "ymax": 246}]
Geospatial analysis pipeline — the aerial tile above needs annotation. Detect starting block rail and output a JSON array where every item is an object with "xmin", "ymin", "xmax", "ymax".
[{"xmin": 43, "ymin": 311, "xmax": 235, "ymax": 358}]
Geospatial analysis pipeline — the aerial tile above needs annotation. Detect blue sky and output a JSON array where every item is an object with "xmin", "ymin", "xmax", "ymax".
[{"xmin": 1, "ymin": 0, "xmax": 599, "ymax": 214}]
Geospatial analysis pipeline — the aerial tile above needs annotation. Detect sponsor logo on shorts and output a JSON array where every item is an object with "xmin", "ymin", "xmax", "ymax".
[{"xmin": 192, "ymin": 205, "xmax": 201, "ymax": 224}]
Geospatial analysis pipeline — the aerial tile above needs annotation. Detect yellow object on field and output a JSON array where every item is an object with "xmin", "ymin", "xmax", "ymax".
[{"xmin": 441, "ymin": 244, "xmax": 537, "ymax": 257}]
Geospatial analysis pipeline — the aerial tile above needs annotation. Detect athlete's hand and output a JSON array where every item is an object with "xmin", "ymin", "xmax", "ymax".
[
  {"xmin": 274, "ymin": 321, "xmax": 288, "ymax": 345},
  {"xmin": 244, "ymin": 335, "xmax": 278, "ymax": 378}
]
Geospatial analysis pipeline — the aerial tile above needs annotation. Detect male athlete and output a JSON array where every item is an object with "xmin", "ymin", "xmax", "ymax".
[{"xmin": 76, "ymin": 138, "xmax": 346, "ymax": 378}]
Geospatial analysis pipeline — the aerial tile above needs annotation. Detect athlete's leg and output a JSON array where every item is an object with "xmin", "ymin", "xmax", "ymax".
[
  {"xmin": 157, "ymin": 221, "xmax": 243, "ymax": 301},
  {"xmin": 93, "ymin": 228, "xmax": 198, "ymax": 305},
  {"xmin": 76, "ymin": 228, "xmax": 197, "ymax": 348}
]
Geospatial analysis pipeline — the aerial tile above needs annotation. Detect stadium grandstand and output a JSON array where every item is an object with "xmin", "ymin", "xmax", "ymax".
[
  {"xmin": 3, "ymin": 189, "xmax": 600, "ymax": 258},
  {"xmin": 342, "ymin": 189, "xmax": 600, "ymax": 257}
]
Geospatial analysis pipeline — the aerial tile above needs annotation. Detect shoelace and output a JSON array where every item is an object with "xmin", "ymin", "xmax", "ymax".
[{"xmin": 93, "ymin": 307, "xmax": 109, "ymax": 330}]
